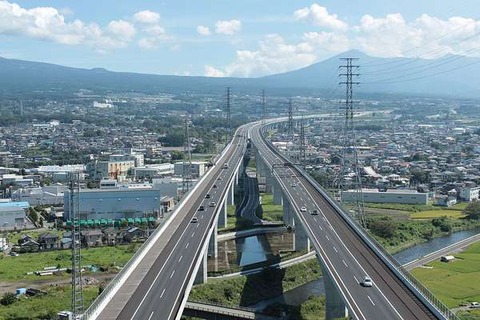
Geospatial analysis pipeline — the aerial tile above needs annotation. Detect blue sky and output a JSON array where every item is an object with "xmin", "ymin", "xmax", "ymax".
[{"xmin": 1, "ymin": 0, "xmax": 480, "ymax": 77}]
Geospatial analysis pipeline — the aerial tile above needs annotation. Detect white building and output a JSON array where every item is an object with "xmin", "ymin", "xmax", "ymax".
[
  {"xmin": 63, "ymin": 186, "xmax": 162, "ymax": 221},
  {"xmin": 11, "ymin": 185, "xmax": 67, "ymax": 205},
  {"xmin": 341, "ymin": 189, "xmax": 429, "ymax": 205},
  {"xmin": 459, "ymin": 186, "xmax": 480, "ymax": 202},
  {"xmin": 133, "ymin": 163, "xmax": 174, "ymax": 180},
  {"xmin": 174, "ymin": 161, "xmax": 206, "ymax": 178},
  {"xmin": 0, "ymin": 205, "xmax": 27, "ymax": 230},
  {"xmin": 1, "ymin": 174, "xmax": 33, "ymax": 187}
]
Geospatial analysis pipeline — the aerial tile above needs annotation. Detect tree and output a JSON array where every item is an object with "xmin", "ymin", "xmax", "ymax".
[
  {"xmin": 1, "ymin": 292, "xmax": 16, "ymax": 306},
  {"xmin": 463, "ymin": 202, "xmax": 480, "ymax": 220},
  {"xmin": 368, "ymin": 217, "xmax": 397, "ymax": 238}
]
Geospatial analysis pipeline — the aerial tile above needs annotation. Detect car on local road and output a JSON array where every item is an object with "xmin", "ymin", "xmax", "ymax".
[
  {"xmin": 198, "ymin": 205, "xmax": 205, "ymax": 211},
  {"xmin": 300, "ymin": 206, "xmax": 307, "ymax": 212},
  {"xmin": 311, "ymin": 209, "xmax": 319, "ymax": 215},
  {"xmin": 191, "ymin": 217, "xmax": 198, "ymax": 223}
]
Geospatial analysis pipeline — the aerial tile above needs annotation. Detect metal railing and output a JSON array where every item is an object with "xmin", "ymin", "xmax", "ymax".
[
  {"xmin": 256, "ymin": 121, "xmax": 459, "ymax": 320},
  {"xmin": 82, "ymin": 130, "xmax": 240, "ymax": 319}
]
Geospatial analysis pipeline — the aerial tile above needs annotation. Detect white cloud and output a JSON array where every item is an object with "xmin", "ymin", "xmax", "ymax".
[
  {"xmin": 196, "ymin": 25, "xmax": 211, "ymax": 36},
  {"xmin": 215, "ymin": 19, "xmax": 241, "ymax": 35},
  {"xmin": 205, "ymin": 34, "xmax": 320, "ymax": 77},
  {"xmin": 0, "ymin": 1, "xmax": 136, "ymax": 50},
  {"xmin": 294, "ymin": 4, "xmax": 348, "ymax": 31},
  {"xmin": 137, "ymin": 25, "xmax": 169, "ymax": 49},
  {"xmin": 133, "ymin": 10, "xmax": 160, "ymax": 24},
  {"xmin": 354, "ymin": 13, "xmax": 480, "ymax": 58},
  {"xmin": 204, "ymin": 65, "xmax": 225, "ymax": 77}
]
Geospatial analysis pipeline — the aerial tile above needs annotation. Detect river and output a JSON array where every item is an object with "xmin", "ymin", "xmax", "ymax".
[{"xmin": 210, "ymin": 228, "xmax": 480, "ymax": 308}]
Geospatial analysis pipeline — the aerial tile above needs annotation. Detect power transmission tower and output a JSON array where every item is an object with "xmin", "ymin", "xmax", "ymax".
[
  {"xmin": 69, "ymin": 172, "xmax": 84, "ymax": 317},
  {"xmin": 299, "ymin": 116, "xmax": 306, "ymax": 164},
  {"xmin": 262, "ymin": 89, "xmax": 266, "ymax": 124},
  {"xmin": 226, "ymin": 87, "xmax": 231, "ymax": 142},
  {"xmin": 338, "ymin": 58, "xmax": 366, "ymax": 227},
  {"xmin": 287, "ymin": 99, "xmax": 294, "ymax": 139},
  {"xmin": 182, "ymin": 115, "xmax": 192, "ymax": 194}
]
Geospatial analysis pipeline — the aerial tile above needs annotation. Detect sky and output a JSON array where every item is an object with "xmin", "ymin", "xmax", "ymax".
[{"xmin": 1, "ymin": 0, "xmax": 480, "ymax": 77}]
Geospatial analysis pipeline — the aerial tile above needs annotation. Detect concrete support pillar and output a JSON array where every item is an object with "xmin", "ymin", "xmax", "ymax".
[
  {"xmin": 283, "ymin": 199, "xmax": 294, "ymax": 227},
  {"xmin": 265, "ymin": 171, "xmax": 273, "ymax": 194},
  {"xmin": 227, "ymin": 182, "xmax": 234, "ymax": 205},
  {"xmin": 320, "ymin": 262, "xmax": 348, "ymax": 320},
  {"xmin": 256, "ymin": 152, "xmax": 266, "ymax": 177},
  {"xmin": 217, "ymin": 198, "xmax": 227, "ymax": 228},
  {"xmin": 272, "ymin": 180, "xmax": 283, "ymax": 205},
  {"xmin": 293, "ymin": 214, "xmax": 310, "ymax": 252},
  {"xmin": 194, "ymin": 249, "xmax": 208, "ymax": 285},
  {"xmin": 208, "ymin": 224, "xmax": 218, "ymax": 258}
]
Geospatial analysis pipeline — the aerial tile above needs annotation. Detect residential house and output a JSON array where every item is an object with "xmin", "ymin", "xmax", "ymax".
[{"xmin": 37, "ymin": 232, "xmax": 59, "ymax": 250}]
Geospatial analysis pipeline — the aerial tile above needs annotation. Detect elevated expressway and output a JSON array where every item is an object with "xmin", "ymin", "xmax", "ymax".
[{"xmin": 83, "ymin": 119, "xmax": 456, "ymax": 320}]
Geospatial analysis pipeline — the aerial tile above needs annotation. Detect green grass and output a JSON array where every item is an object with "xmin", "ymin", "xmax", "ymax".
[
  {"xmin": 411, "ymin": 210, "xmax": 466, "ymax": 219},
  {"xmin": 0, "ymin": 244, "xmax": 139, "ymax": 282},
  {"xmin": 412, "ymin": 242, "xmax": 480, "ymax": 308},
  {"xmin": 259, "ymin": 193, "xmax": 284, "ymax": 222},
  {"xmin": 0, "ymin": 284, "xmax": 100, "ymax": 320}
]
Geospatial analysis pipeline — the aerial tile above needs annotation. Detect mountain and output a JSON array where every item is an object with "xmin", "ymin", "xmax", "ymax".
[
  {"xmin": 1, "ymin": 49, "xmax": 480, "ymax": 98},
  {"xmin": 262, "ymin": 49, "xmax": 480, "ymax": 98}
]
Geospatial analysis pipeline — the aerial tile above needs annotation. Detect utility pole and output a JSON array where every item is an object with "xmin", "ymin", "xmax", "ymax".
[
  {"xmin": 69, "ymin": 171, "xmax": 84, "ymax": 317},
  {"xmin": 182, "ymin": 114, "xmax": 192, "ymax": 194},
  {"xmin": 338, "ymin": 57, "xmax": 365, "ymax": 227}
]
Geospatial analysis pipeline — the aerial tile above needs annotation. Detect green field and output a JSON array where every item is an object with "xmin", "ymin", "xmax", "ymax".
[
  {"xmin": 259, "ymin": 193, "xmax": 284, "ymax": 222},
  {"xmin": 410, "ymin": 209, "xmax": 466, "ymax": 219},
  {"xmin": 0, "ymin": 282, "xmax": 101, "ymax": 319},
  {"xmin": 412, "ymin": 242, "xmax": 480, "ymax": 309},
  {"xmin": 0, "ymin": 244, "xmax": 138, "ymax": 281}
]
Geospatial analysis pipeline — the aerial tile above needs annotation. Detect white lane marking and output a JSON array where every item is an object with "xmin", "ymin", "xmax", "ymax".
[
  {"xmin": 178, "ymin": 256, "xmax": 183, "ymax": 262},
  {"xmin": 354, "ymin": 275, "xmax": 359, "ymax": 283},
  {"xmin": 313, "ymin": 217, "xmax": 317, "ymax": 222},
  {"xmin": 333, "ymin": 246, "xmax": 338, "ymax": 253},
  {"xmin": 343, "ymin": 260, "xmax": 348, "ymax": 267},
  {"xmin": 160, "ymin": 289, "xmax": 165, "ymax": 298},
  {"xmin": 148, "ymin": 311, "xmax": 155, "ymax": 320},
  {"xmin": 185, "ymin": 243, "xmax": 189, "ymax": 249},
  {"xmin": 191, "ymin": 232, "xmax": 195, "ymax": 238},
  {"xmin": 196, "ymin": 224, "xmax": 199, "ymax": 228},
  {"xmin": 319, "ymin": 225, "xmax": 323, "ymax": 230},
  {"xmin": 367, "ymin": 295, "xmax": 376, "ymax": 306},
  {"xmin": 325, "ymin": 235, "xmax": 330, "ymax": 241},
  {"xmin": 200, "ymin": 215, "xmax": 204, "ymax": 219},
  {"xmin": 170, "ymin": 270, "xmax": 175, "ymax": 278}
]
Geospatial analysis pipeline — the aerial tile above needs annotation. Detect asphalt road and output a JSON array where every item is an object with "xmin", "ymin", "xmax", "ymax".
[
  {"xmin": 96, "ymin": 127, "xmax": 248, "ymax": 320},
  {"xmin": 250, "ymin": 122, "xmax": 438, "ymax": 320}
]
